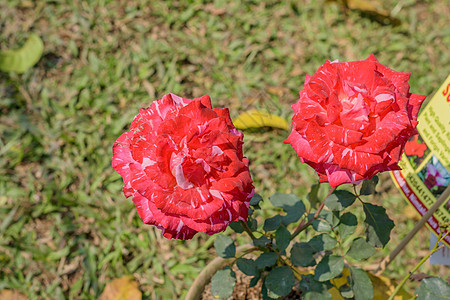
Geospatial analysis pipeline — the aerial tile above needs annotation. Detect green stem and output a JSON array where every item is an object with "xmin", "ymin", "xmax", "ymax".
[
  {"xmin": 353, "ymin": 184, "xmax": 364, "ymax": 203},
  {"xmin": 388, "ymin": 231, "xmax": 449, "ymax": 300},
  {"xmin": 278, "ymin": 255, "xmax": 303, "ymax": 281},
  {"xmin": 240, "ymin": 220, "xmax": 256, "ymax": 240},
  {"xmin": 229, "ymin": 246, "xmax": 261, "ymax": 266},
  {"xmin": 290, "ymin": 187, "xmax": 336, "ymax": 240},
  {"xmin": 267, "ymin": 244, "xmax": 304, "ymax": 281}
]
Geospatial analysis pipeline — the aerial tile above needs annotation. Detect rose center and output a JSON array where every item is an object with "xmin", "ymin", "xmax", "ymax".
[
  {"xmin": 339, "ymin": 93, "xmax": 370, "ymax": 131},
  {"xmin": 169, "ymin": 149, "xmax": 216, "ymax": 190}
]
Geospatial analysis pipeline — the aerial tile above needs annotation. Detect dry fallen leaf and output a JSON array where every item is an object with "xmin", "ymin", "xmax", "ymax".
[
  {"xmin": 327, "ymin": 0, "xmax": 401, "ymax": 25},
  {"xmin": 99, "ymin": 276, "xmax": 142, "ymax": 300},
  {"xmin": 0, "ymin": 289, "xmax": 28, "ymax": 300},
  {"xmin": 410, "ymin": 273, "xmax": 432, "ymax": 282}
]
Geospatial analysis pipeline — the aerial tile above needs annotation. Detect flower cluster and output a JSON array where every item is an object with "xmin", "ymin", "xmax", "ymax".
[{"xmin": 112, "ymin": 55, "xmax": 425, "ymax": 239}]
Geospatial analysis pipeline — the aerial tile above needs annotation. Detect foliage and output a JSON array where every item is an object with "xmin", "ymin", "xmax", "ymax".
[{"xmin": 212, "ymin": 179, "xmax": 401, "ymax": 299}]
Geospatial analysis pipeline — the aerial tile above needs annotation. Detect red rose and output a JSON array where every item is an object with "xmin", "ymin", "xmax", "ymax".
[
  {"xmin": 285, "ymin": 55, "xmax": 426, "ymax": 187},
  {"xmin": 112, "ymin": 93, "xmax": 254, "ymax": 239}
]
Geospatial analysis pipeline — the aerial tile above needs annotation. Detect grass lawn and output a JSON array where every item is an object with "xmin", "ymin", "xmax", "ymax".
[{"xmin": 1, "ymin": 0, "xmax": 449, "ymax": 299}]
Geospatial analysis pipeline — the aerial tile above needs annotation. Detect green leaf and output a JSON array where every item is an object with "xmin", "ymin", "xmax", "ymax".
[
  {"xmin": 307, "ymin": 183, "xmax": 321, "ymax": 208},
  {"xmin": 0, "ymin": 33, "xmax": 44, "ymax": 74},
  {"xmin": 255, "ymin": 252, "xmax": 278, "ymax": 269},
  {"xmin": 350, "ymin": 267, "xmax": 374, "ymax": 300},
  {"xmin": 291, "ymin": 243, "xmax": 316, "ymax": 267},
  {"xmin": 314, "ymin": 255, "xmax": 344, "ymax": 282},
  {"xmin": 214, "ymin": 235, "xmax": 236, "ymax": 258},
  {"xmin": 415, "ymin": 277, "xmax": 450, "ymax": 300},
  {"xmin": 311, "ymin": 219, "xmax": 331, "ymax": 232},
  {"xmin": 250, "ymin": 193, "xmax": 263, "ymax": 206},
  {"xmin": 265, "ymin": 266, "xmax": 295, "ymax": 297},
  {"xmin": 360, "ymin": 175, "xmax": 379, "ymax": 195},
  {"xmin": 309, "ymin": 234, "xmax": 337, "ymax": 252},
  {"xmin": 340, "ymin": 286, "xmax": 354, "ymax": 298},
  {"xmin": 262, "ymin": 280, "xmax": 277, "ymax": 300},
  {"xmin": 347, "ymin": 238, "xmax": 376, "ymax": 260},
  {"xmin": 275, "ymin": 226, "xmax": 291, "ymax": 252},
  {"xmin": 253, "ymin": 235, "xmax": 271, "ymax": 247},
  {"xmin": 282, "ymin": 210, "xmax": 303, "ymax": 226},
  {"xmin": 229, "ymin": 221, "xmax": 244, "ymax": 233},
  {"xmin": 311, "ymin": 210, "xmax": 338, "ymax": 233},
  {"xmin": 211, "ymin": 266, "xmax": 236, "ymax": 299},
  {"xmin": 236, "ymin": 258, "xmax": 258, "ymax": 276},
  {"xmin": 263, "ymin": 215, "xmax": 282, "ymax": 232},
  {"xmin": 299, "ymin": 274, "xmax": 332, "ymax": 300},
  {"xmin": 249, "ymin": 273, "xmax": 261, "ymax": 287},
  {"xmin": 248, "ymin": 219, "xmax": 258, "ymax": 231},
  {"xmin": 363, "ymin": 203, "xmax": 394, "ymax": 248},
  {"xmin": 324, "ymin": 190, "xmax": 356, "ymax": 211},
  {"xmin": 338, "ymin": 212, "xmax": 358, "ymax": 240},
  {"xmin": 269, "ymin": 193, "xmax": 306, "ymax": 225}
]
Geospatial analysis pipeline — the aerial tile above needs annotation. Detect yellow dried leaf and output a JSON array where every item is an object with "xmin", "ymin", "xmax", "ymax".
[
  {"xmin": 327, "ymin": 0, "xmax": 400, "ymax": 24},
  {"xmin": 233, "ymin": 110, "xmax": 288, "ymax": 130},
  {"xmin": 99, "ymin": 276, "xmax": 142, "ymax": 300},
  {"xmin": 346, "ymin": 0, "xmax": 389, "ymax": 15},
  {"xmin": 369, "ymin": 272, "xmax": 411, "ymax": 300},
  {"xmin": 0, "ymin": 289, "xmax": 28, "ymax": 300}
]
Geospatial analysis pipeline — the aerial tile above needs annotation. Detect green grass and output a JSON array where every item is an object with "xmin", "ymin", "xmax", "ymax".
[{"xmin": 1, "ymin": 0, "xmax": 449, "ymax": 299}]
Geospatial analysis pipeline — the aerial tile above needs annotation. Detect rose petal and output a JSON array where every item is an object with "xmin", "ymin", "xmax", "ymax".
[
  {"xmin": 284, "ymin": 129, "xmax": 316, "ymax": 163},
  {"xmin": 324, "ymin": 124, "xmax": 363, "ymax": 146},
  {"xmin": 355, "ymin": 111, "xmax": 407, "ymax": 154},
  {"xmin": 304, "ymin": 120, "xmax": 333, "ymax": 163},
  {"xmin": 333, "ymin": 144, "xmax": 384, "ymax": 176}
]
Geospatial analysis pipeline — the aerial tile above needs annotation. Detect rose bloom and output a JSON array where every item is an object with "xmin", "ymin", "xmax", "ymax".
[
  {"xmin": 285, "ymin": 54, "xmax": 426, "ymax": 187},
  {"xmin": 112, "ymin": 93, "xmax": 254, "ymax": 240}
]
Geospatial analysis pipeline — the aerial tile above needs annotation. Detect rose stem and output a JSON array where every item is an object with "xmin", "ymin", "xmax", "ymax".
[
  {"xmin": 387, "ymin": 231, "xmax": 448, "ymax": 300},
  {"xmin": 375, "ymin": 185, "xmax": 450, "ymax": 276},
  {"xmin": 290, "ymin": 186, "xmax": 336, "ymax": 241},
  {"xmin": 278, "ymin": 254, "xmax": 303, "ymax": 281},
  {"xmin": 240, "ymin": 220, "xmax": 256, "ymax": 240}
]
